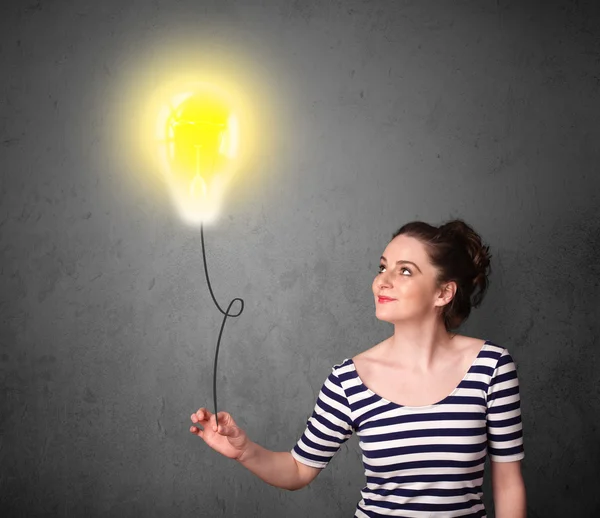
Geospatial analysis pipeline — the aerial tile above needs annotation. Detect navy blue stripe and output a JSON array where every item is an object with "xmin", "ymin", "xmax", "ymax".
[
  {"xmin": 488, "ymin": 444, "xmax": 524, "ymax": 457},
  {"xmin": 315, "ymin": 398, "xmax": 353, "ymax": 428},
  {"xmin": 358, "ymin": 410, "xmax": 487, "ymax": 430},
  {"xmin": 364, "ymin": 456, "xmax": 486, "ymax": 473},
  {"xmin": 461, "ymin": 379, "xmax": 488, "ymax": 390},
  {"xmin": 488, "ymin": 429, "xmax": 523, "ymax": 442},
  {"xmin": 498, "ymin": 353, "xmax": 515, "ymax": 368},
  {"xmin": 489, "ymin": 369, "xmax": 517, "ymax": 388},
  {"xmin": 488, "ymin": 385, "xmax": 519, "ymax": 402},
  {"xmin": 366, "ymin": 470, "xmax": 486, "ymax": 485},
  {"xmin": 487, "ymin": 400, "xmax": 520, "ymax": 414},
  {"xmin": 363, "ymin": 440, "xmax": 487, "ymax": 459},
  {"xmin": 480, "ymin": 349, "xmax": 500, "ymax": 359},
  {"xmin": 351, "ymin": 391, "xmax": 384, "ymax": 411},
  {"xmin": 292, "ymin": 444, "xmax": 330, "ymax": 464},
  {"xmin": 345, "ymin": 383, "xmax": 367, "ymax": 398},
  {"xmin": 299, "ymin": 433, "xmax": 340, "ymax": 453},
  {"xmin": 471, "ymin": 364, "xmax": 495, "ymax": 376},
  {"xmin": 444, "ymin": 395, "xmax": 486, "ymax": 405},
  {"xmin": 321, "ymin": 378, "xmax": 348, "ymax": 406},
  {"xmin": 360, "ymin": 426, "xmax": 487, "ymax": 443},
  {"xmin": 363, "ymin": 496, "xmax": 481, "ymax": 512},
  {"xmin": 354, "ymin": 402, "xmax": 399, "ymax": 424},
  {"xmin": 306, "ymin": 416, "xmax": 350, "ymax": 445},
  {"xmin": 487, "ymin": 415, "xmax": 522, "ymax": 428},
  {"xmin": 310, "ymin": 410, "xmax": 352, "ymax": 436},
  {"xmin": 337, "ymin": 369, "xmax": 359, "ymax": 384},
  {"xmin": 365, "ymin": 484, "xmax": 481, "ymax": 498},
  {"xmin": 354, "ymin": 504, "xmax": 486, "ymax": 518}
]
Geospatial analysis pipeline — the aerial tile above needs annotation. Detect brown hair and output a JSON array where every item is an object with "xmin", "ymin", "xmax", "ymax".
[{"xmin": 391, "ymin": 218, "xmax": 492, "ymax": 331}]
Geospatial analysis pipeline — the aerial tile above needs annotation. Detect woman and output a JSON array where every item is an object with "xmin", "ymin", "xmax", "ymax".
[{"xmin": 190, "ymin": 219, "xmax": 526, "ymax": 517}]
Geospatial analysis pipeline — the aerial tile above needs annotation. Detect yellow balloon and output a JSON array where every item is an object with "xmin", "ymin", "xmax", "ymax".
[{"xmin": 155, "ymin": 82, "xmax": 241, "ymax": 225}]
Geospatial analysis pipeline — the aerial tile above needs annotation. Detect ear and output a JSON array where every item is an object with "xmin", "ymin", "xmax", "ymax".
[{"xmin": 435, "ymin": 281, "xmax": 457, "ymax": 307}]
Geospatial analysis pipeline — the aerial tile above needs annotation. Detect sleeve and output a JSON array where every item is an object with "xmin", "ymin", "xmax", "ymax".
[
  {"xmin": 290, "ymin": 367, "xmax": 355, "ymax": 469},
  {"xmin": 486, "ymin": 347, "xmax": 525, "ymax": 462}
]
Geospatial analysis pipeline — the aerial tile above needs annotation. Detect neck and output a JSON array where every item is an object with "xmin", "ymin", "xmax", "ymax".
[{"xmin": 383, "ymin": 318, "xmax": 456, "ymax": 372}]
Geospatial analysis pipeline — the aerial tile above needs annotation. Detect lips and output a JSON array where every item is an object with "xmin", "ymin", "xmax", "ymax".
[{"xmin": 377, "ymin": 296, "xmax": 396, "ymax": 302}]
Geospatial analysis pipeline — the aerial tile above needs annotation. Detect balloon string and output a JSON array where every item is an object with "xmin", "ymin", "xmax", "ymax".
[{"xmin": 200, "ymin": 222, "xmax": 244, "ymax": 429}]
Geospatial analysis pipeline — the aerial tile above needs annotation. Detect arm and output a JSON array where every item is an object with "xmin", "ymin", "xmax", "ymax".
[
  {"xmin": 238, "ymin": 364, "xmax": 352, "ymax": 491},
  {"xmin": 237, "ymin": 440, "xmax": 321, "ymax": 491},
  {"xmin": 491, "ymin": 459, "xmax": 526, "ymax": 518},
  {"xmin": 486, "ymin": 348, "xmax": 526, "ymax": 517}
]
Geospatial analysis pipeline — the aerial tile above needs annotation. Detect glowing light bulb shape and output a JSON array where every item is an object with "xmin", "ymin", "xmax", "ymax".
[{"xmin": 155, "ymin": 82, "xmax": 240, "ymax": 225}]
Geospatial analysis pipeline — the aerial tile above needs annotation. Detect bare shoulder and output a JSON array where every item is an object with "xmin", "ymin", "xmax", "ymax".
[
  {"xmin": 352, "ymin": 337, "xmax": 390, "ymax": 366},
  {"xmin": 455, "ymin": 335, "xmax": 488, "ymax": 354},
  {"xmin": 446, "ymin": 335, "xmax": 488, "ymax": 367},
  {"xmin": 352, "ymin": 343, "xmax": 380, "ymax": 363}
]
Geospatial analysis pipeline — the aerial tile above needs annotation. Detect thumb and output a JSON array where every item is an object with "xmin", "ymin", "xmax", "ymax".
[
  {"xmin": 218, "ymin": 423, "xmax": 238, "ymax": 437},
  {"xmin": 214, "ymin": 411, "xmax": 232, "ymax": 430}
]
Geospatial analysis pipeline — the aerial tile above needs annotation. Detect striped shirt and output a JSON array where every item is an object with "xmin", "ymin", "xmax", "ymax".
[{"xmin": 291, "ymin": 340, "xmax": 524, "ymax": 517}]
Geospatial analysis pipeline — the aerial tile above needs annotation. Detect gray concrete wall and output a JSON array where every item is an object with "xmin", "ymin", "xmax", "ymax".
[{"xmin": 1, "ymin": 0, "xmax": 599, "ymax": 516}]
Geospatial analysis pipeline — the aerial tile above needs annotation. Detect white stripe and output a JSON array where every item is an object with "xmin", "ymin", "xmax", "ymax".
[{"xmin": 360, "ymin": 432, "xmax": 487, "ymax": 451}]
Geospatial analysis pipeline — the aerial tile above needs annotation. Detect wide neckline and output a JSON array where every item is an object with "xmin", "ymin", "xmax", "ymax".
[{"xmin": 347, "ymin": 340, "xmax": 491, "ymax": 410}]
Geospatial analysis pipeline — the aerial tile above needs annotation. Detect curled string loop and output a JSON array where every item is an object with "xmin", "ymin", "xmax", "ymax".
[{"xmin": 200, "ymin": 223, "xmax": 244, "ymax": 428}]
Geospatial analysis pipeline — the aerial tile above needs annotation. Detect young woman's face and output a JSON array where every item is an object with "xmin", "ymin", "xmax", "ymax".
[{"xmin": 372, "ymin": 234, "xmax": 444, "ymax": 324}]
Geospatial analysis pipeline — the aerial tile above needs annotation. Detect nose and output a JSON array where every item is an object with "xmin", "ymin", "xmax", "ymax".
[{"xmin": 376, "ymin": 271, "xmax": 393, "ymax": 290}]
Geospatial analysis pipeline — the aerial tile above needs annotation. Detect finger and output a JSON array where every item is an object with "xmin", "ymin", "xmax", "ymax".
[
  {"xmin": 211, "ymin": 412, "xmax": 228, "ymax": 433},
  {"xmin": 194, "ymin": 408, "xmax": 211, "ymax": 423},
  {"xmin": 190, "ymin": 425, "xmax": 204, "ymax": 438},
  {"xmin": 191, "ymin": 411, "xmax": 207, "ymax": 424},
  {"xmin": 215, "ymin": 414, "xmax": 239, "ymax": 437},
  {"xmin": 214, "ymin": 411, "xmax": 231, "ymax": 426}
]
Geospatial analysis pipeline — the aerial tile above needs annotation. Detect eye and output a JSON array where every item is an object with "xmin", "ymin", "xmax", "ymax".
[{"xmin": 377, "ymin": 265, "xmax": 411, "ymax": 275}]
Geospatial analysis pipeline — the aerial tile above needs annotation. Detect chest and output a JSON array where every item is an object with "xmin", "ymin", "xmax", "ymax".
[{"xmin": 352, "ymin": 349, "xmax": 481, "ymax": 407}]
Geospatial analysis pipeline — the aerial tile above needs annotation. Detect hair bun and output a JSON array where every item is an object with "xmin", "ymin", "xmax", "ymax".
[
  {"xmin": 439, "ymin": 220, "xmax": 491, "ymax": 304},
  {"xmin": 440, "ymin": 221, "xmax": 491, "ymax": 268}
]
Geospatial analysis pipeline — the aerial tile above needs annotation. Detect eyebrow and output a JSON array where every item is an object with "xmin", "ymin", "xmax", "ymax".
[{"xmin": 380, "ymin": 256, "xmax": 422, "ymax": 273}]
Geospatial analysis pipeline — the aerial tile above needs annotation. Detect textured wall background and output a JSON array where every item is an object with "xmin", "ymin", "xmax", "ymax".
[{"xmin": 1, "ymin": 0, "xmax": 599, "ymax": 517}]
